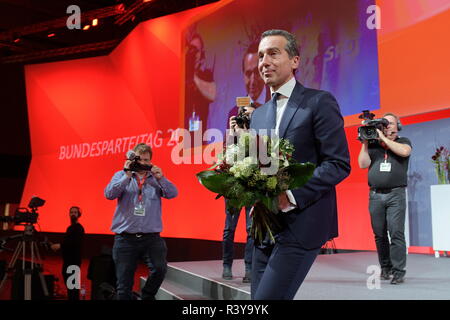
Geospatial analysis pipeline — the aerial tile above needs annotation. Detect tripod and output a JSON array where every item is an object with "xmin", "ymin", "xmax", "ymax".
[{"xmin": 0, "ymin": 224, "xmax": 49, "ymax": 300}]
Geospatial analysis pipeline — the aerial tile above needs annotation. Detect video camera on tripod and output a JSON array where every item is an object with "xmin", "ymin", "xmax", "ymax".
[
  {"xmin": 0, "ymin": 196, "xmax": 51, "ymax": 300},
  {"xmin": 0, "ymin": 196, "xmax": 45, "ymax": 226},
  {"xmin": 357, "ymin": 110, "xmax": 389, "ymax": 142}
]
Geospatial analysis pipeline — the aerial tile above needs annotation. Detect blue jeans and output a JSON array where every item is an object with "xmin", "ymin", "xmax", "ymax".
[
  {"xmin": 223, "ymin": 203, "xmax": 253, "ymax": 270},
  {"xmin": 112, "ymin": 233, "xmax": 167, "ymax": 300}
]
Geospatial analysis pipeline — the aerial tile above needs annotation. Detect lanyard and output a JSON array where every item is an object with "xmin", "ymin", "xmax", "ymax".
[
  {"xmin": 381, "ymin": 142, "xmax": 389, "ymax": 162},
  {"xmin": 135, "ymin": 174, "xmax": 148, "ymax": 202}
]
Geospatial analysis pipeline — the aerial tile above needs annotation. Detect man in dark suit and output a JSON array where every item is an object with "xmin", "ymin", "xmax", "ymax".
[{"xmin": 249, "ymin": 29, "xmax": 350, "ymax": 300}]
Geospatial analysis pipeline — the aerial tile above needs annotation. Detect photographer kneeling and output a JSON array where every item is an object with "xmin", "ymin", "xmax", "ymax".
[{"xmin": 358, "ymin": 113, "xmax": 412, "ymax": 285}]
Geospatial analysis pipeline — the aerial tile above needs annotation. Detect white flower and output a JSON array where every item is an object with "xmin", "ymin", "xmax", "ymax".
[
  {"xmin": 230, "ymin": 157, "xmax": 257, "ymax": 178},
  {"xmin": 225, "ymin": 144, "xmax": 240, "ymax": 164}
]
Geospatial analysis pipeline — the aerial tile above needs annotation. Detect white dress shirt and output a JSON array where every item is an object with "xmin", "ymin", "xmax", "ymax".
[
  {"xmin": 271, "ymin": 76, "xmax": 298, "ymax": 211},
  {"xmin": 271, "ymin": 76, "xmax": 296, "ymax": 132}
]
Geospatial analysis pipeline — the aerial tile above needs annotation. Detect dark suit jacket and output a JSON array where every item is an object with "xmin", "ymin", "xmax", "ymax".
[{"xmin": 250, "ymin": 81, "xmax": 350, "ymax": 249}]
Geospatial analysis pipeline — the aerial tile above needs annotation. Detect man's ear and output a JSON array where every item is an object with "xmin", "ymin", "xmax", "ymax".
[{"xmin": 291, "ymin": 56, "xmax": 300, "ymax": 70}]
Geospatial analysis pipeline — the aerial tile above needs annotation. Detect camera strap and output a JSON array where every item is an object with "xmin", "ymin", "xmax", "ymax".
[
  {"xmin": 135, "ymin": 174, "xmax": 148, "ymax": 202},
  {"xmin": 380, "ymin": 145, "xmax": 391, "ymax": 172}
]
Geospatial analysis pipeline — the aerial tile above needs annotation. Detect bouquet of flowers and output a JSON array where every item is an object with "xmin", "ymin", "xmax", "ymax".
[
  {"xmin": 431, "ymin": 146, "xmax": 449, "ymax": 184},
  {"xmin": 196, "ymin": 132, "xmax": 315, "ymax": 245}
]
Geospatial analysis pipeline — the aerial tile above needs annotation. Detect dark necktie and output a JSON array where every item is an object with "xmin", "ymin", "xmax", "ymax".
[{"xmin": 267, "ymin": 92, "xmax": 279, "ymax": 130}]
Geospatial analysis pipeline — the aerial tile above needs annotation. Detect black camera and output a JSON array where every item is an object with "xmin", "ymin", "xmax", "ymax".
[
  {"xmin": 357, "ymin": 110, "xmax": 389, "ymax": 141},
  {"xmin": 128, "ymin": 161, "xmax": 153, "ymax": 172},
  {"xmin": 235, "ymin": 107, "xmax": 251, "ymax": 129},
  {"xmin": 124, "ymin": 151, "xmax": 153, "ymax": 172},
  {"xmin": 0, "ymin": 197, "xmax": 45, "ymax": 225}
]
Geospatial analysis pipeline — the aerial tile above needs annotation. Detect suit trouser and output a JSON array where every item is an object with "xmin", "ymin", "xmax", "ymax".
[
  {"xmin": 251, "ymin": 228, "xmax": 320, "ymax": 300},
  {"xmin": 369, "ymin": 187, "xmax": 407, "ymax": 276}
]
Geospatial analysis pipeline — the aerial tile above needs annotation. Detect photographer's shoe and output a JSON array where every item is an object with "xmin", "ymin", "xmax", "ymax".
[
  {"xmin": 222, "ymin": 266, "xmax": 233, "ymax": 280},
  {"xmin": 390, "ymin": 274, "xmax": 405, "ymax": 285},
  {"xmin": 381, "ymin": 268, "xmax": 392, "ymax": 280}
]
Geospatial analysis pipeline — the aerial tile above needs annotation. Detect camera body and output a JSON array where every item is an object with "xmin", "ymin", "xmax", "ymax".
[
  {"xmin": 235, "ymin": 107, "xmax": 251, "ymax": 129},
  {"xmin": 13, "ymin": 208, "xmax": 39, "ymax": 225},
  {"xmin": 357, "ymin": 110, "xmax": 389, "ymax": 142},
  {"xmin": 125, "ymin": 151, "xmax": 153, "ymax": 172},
  {"xmin": 128, "ymin": 160, "xmax": 153, "ymax": 172},
  {"xmin": 0, "ymin": 196, "xmax": 44, "ymax": 226}
]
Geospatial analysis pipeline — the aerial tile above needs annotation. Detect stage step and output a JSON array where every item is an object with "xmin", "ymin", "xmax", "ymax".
[{"xmin": 140, "ymin": 263, "xmax": 250, "ymax": 300}]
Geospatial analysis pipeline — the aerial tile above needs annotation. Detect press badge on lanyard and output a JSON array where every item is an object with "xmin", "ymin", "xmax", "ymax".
[
  {"xmin": 380, "ymin": 151, "xmax": 391, "ymax": 172},
  {"xmin": 134, "ymin": 175, "xmax": 147, "ymax": 216}
]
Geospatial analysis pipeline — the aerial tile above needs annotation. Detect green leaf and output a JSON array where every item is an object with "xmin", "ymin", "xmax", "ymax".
[
  {"xmin": 259, "ymin": 195, "xmax": 277, "ymax": 213},
  {"xmin": 241, "ymin": 191, "xmax": 257, "ymax": 208},
  {"xmin": 226, "ymin": 197, "xmax": 247, "ymax": 210},
  {"xmin": 286, "ymin": 162, "xmax": 315, "ymax": 190},
  {"xmin": 207, "ymin": 163, "xmax": 220, "ymax": 170},
  {"xmin": 196, "ymin": 171, "xmax": 231, "ymax": 195}
]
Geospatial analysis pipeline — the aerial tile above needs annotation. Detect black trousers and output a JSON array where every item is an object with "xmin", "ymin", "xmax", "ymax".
[
  {"xmin": 62, "ymin": 262, "xmax": 81, "ymax": 300},
  {"xmin": 112, "ymin": 233, "xmax": 167, "ymax": 300},
  {"xmin": 369, "ymin": 187, "xmax": 407, "ymax": 276}
]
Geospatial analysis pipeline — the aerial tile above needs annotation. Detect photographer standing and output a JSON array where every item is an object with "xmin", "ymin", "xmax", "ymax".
[
  {"xmin": 358, "ymin": 113, "xmax": 412, "ymax": 285},
  {"xmin": 221, "ymin": 106, "xmax": 255, "ymax": 283},
  {"xmin": 104, "ymin": 143, "xmax": 178, "ymax": 300},
  {"xmin": 220, "ymin": 41, "xmax": 268, "ymax": 283}
]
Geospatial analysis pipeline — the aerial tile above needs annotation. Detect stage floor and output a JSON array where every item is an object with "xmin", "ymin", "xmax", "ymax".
[
  {"xmin": 166, "ymin": 251, "xmax": 450, "ymax": 300},
  {"xmin": 2, "ymin": 251, "xmax": 449, "ymax": 300}
]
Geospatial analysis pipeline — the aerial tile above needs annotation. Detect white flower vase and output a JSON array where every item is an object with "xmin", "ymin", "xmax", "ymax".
[{"xmin": 430, "ymin": 184, "xmax": 450, "ymax": 257}]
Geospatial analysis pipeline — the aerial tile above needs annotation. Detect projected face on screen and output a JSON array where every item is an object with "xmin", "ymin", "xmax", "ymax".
[
  {"xmin": 242, "ymin": 47, "xmax": 264, "ymax": 103},
  {"xmin": 183, "ymin": 0, "xmax": 381, "ymax": 137},
  {"xmin": 184, "ymin": 31, "xmax": 216, "ymax": 134}
]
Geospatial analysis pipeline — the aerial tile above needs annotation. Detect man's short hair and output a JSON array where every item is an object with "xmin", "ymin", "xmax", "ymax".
[
  {"xmin": 261, "ymin": 29, "xmax": 300, "ymax": 58},
  {"xmin": 133, "ymin": 143, "xmax": 153, "ymax": 159},
  {"xmin": 383, "ymin": 112, "xmax": 399, "ymax": 122}
]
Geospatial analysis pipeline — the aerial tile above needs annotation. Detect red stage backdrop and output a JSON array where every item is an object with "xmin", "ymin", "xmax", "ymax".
[{"xmin": 21, "ymin": 0, "xmax": 450, "ymax": 251}]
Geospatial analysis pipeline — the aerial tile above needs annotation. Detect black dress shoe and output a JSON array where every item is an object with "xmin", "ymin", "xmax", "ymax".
[
  {"xmin": 390, "ymin": 274, "xmax": 405, "ymax": 285},
  {"xmin": 242, "ymin": 270, "xmax": 251, "ymax": 283},
  {"xmin": 381, "ymin": 268, "xmax": 391, "ymax": 280}
]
